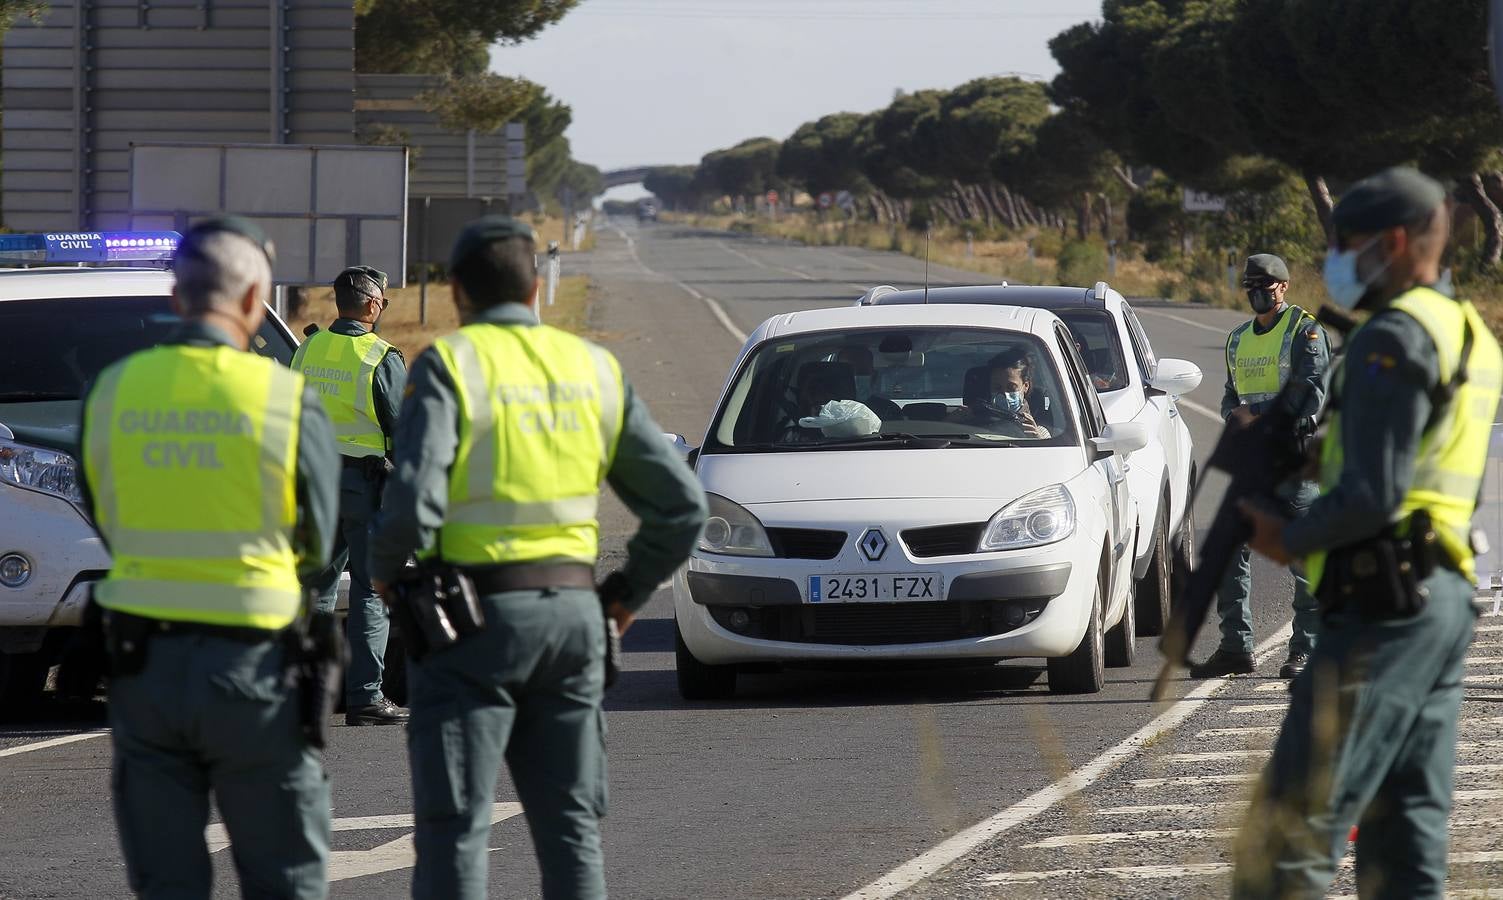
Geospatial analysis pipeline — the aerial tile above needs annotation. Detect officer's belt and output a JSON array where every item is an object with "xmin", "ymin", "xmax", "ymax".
[
  {"xmin": 457, "ymin": 562, "xmax": 596, "ymax": 594},
  {"xmin": 106, "ymin": 610, "xmax": 280, "ymax": 644}
]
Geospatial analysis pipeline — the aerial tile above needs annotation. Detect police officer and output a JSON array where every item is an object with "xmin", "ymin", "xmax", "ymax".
[
  {"xmin": 80, "ymin": 218, "xmax": 340, "ymax": 898},
  {"xmin": 294, "ymin": 265, "xmax": 409, "ymax": 725},
  {"xmin": 1191, "ymin": 254, "xmax": 1330, "ymax": 680},
  {"xmin": 368, "ymin": 216, "xmax": 707, "ymax": 899},
  {"xmin": 1236, "ymin": 168, "xmax": 1503, "ymax": 896}
]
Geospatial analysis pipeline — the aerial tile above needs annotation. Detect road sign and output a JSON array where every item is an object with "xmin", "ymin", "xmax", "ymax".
[
  {"xmin": 1182, "ymin": 188, "xmax": 1227, "ymax": 213},
  {"xmin": 766, "ymin": 190, "xmax": 780, "ymax": 205},
  {"xmin": 818, "ymin": 192, "xmax": 834, "ymax": 210},
  {"xmin": 129, "ymin": 142, "xmax": 409, "ymax": 287},
  {"xmin": 836, "ymin": 190, "xmax": 856, "ymax": 212}
]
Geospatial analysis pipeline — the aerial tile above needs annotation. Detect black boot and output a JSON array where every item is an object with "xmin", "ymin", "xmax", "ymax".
[
  {"xmin": 345, "ymin": 697, "xmax": 410, "ymax": 726},
  {"xmin": 1188, "ymin": 649, "xmax": 1255, "ymax": 678},
  {"xmin": 1279, "ymin": 650, "xmax": 1310, "ymax": 680}
]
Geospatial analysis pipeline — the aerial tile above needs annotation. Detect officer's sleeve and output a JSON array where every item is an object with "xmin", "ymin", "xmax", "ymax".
[
  {"xmin": 1276, "ymin": 319, "xmax": 1330, "ymax": 421},
  {"xmin": 372, "ymin": 347, "xmax": 408, "ymax": 441},
  {"xmin": 294, "ymin": 386, "xmax": 340, "ymax": 579},
  {"xmin": 1283, "ymin": 316, "xmax": 1439, "ymax": 557},
  {"xmin": 604, "ymin": 379, "xmax": 709, "ymax": 611},
  {"xmin": 1220, "ymin": 359, "xmax": 1240, "ymax": 421},
  {"xmin": 368, "ymin": 349, "xmax": 458, "ymax": 585}
]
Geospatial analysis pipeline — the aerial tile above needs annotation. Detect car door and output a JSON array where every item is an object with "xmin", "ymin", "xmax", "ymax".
[{"xmin": 1123, "ymin": 303, "xmax": 1190, "ymax": 526}]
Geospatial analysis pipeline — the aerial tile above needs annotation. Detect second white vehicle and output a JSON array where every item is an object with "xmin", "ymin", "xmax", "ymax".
[{"xmin": 672, "ymin": 302, "xmax": 1148, "ymax": 698}]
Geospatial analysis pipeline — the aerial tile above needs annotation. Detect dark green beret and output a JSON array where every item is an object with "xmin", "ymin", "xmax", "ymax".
[
  {"xmin": 1244, "ymin": 253, "xmax": 1289, "ymax": 283},
  {"xmin": 177, "ymin": 215, "xmax": 276, "ymax": 265},
  {"xmin": 449, "ymin": 215, "xmax": 538, "ymax": 271},
  {"xmin": 334, "ymin": 265, "xmax": 388, "ymax": 297},
  {"xmin": 1332, "ymin": 167, "xmax": 1446, "ymax": 237}
]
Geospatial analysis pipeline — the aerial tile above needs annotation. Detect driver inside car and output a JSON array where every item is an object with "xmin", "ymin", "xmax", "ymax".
[{"xmin": 950, "ymin": 350, "xmax": 1051, "ymax": 438}]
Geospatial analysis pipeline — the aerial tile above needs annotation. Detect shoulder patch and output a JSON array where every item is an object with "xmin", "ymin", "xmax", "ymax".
[{"xmin": 1364, "ymin": 351, "xmax": 1397, "ymax": 376}]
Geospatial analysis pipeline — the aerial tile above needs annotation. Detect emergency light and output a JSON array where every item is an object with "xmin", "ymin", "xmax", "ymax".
[{"xmin": 0, "ymin": 231, "xmax": 181, "ymax": 266}]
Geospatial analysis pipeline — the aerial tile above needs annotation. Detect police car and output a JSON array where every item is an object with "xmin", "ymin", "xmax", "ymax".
[
  {"xmin": 0, "ymin": 232, "xmax": 358, "ymax": 708},
  {"xmin": 672, "ymin": 301, "xmax": 1151, "ymax": 698}
]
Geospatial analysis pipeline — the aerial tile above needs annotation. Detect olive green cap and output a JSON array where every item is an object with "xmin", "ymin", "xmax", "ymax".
[
  {"xmin": 1332, "ymin": 167, "xmax": 1447, "ymax": 237},
  {"xmin": 1243, "ymin": 253, "xmax": 1290, "ymax": 283},
  {"xmin": 449, "ymin": 215, "xmax": 538, "ymax": 271}
]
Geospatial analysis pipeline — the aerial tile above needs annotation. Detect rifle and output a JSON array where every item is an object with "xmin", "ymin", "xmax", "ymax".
[{"xmin": 1151, "ymin": 306, "xmax": 1355, "ymax": 700}]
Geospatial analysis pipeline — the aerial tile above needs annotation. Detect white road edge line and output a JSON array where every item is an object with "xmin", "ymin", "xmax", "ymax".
[
  {"xmin": 1175, "ymin": 396, "xmax": 1224, "ymax": 425},
  {"xmin": 0, "ymin": 730, "xmax": 109, "ymax": 759},
  {"xmin": 839, "ymin": 624, "xmax": 1292, "ymax": 900},
  {"xmin": 612, "ymin": 226, "xmax": 748, "ymax": 344}
]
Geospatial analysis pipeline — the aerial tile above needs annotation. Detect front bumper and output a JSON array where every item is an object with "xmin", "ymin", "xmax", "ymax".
[{"xmin": 0, "ymin": 484, "xmax": 110, "ymax": 628}]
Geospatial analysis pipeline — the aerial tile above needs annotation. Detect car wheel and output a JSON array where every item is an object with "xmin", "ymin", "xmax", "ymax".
[
  {"xmin": 1105, "ymin": 576, "xmax": 1137, "ymax": 668},
  {"xmin": 1171, "ymin": 474, "xmax": 1198, "ymax": 613},
  {"xmin": 1048, "ymin": 576, "xmax": 1106, "ymax": 694},
  {"xmin": 382, "ymin": 629, "xmax": 408, "ymax": 707},
  {"xmin": 1135, "ymin": 497, "xmax": 1172, "ymax": 637},
  {"xmin": 675, "ymin": 620, "xmax": 737, "ymax": 700},
  {"xmin": 0, "ymin": 649, "xmax": 51, "ymax": 714}
]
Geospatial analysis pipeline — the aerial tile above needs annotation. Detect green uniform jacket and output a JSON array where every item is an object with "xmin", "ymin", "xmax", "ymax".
[
  {"xmin": 1282, "ymin": 293, "xmax": 1454, "ymax": 557},
  {"xmin": 1220, "ymin": 303, "xmax": 1331, "ymax": 422},
  {"xmin": 368, "ymin": 303, "xmax": 708, "ymax": 610},
  {"xmin": 326, "ymin": 317, "xmax": 407, "ymax": 444},
  {"xmin": 79, "ymin": 320, "xmax": 341, "ymax": 583}
]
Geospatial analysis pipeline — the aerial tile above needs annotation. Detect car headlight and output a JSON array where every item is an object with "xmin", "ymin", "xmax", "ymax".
[
  {"xmin": 978, "ymin": 484, "xmax": 1075, "ymax": 551},
  {"xmin": 0, "ymin": 438, "xmax": 84, "ymax": 506},
  {"xmin": 698, "ymin": 493, "xmax": 774, "ymax": 557}
]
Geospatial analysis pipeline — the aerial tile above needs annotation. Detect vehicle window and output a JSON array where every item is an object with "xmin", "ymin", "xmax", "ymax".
[
  {"xmin": 0, "ymin": 296, "xmax": 295, "ymax": 401},
  {"xmin": 705, "ymin": 326, "xmax": 1078, "ymax": 452},
  {"xmin": 1055, "ymin": 324, "xmax": 1105, "ymax": 437},
  {"xmin": 1122, "ymin": 304, "xmax": 1157, "ymax": 381},
  {"xmin": 1054, "ymin": 310, "xmax": 1130, "ymax": 392}
]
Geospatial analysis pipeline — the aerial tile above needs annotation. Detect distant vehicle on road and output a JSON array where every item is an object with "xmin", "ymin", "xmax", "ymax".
[
  {"xmin": 637, "ymin": 199, "xmax": 659, "ymax": 222},
  {"xmin": 670, "ymin": 301, "xmax": 1149, "ymax": 698},
  {"xmin": 858, "ymin": 282, "xmax": 1202, "ymax": 637}
]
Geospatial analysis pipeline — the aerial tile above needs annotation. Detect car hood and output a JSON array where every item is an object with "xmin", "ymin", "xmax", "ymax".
[
  {"xmin": 696, "ymin": 447, "xmax": 1086, "ymax": 505},
  {"xmin": 0, "ymin": 400, "xmax": 81, "ymax": 454}
]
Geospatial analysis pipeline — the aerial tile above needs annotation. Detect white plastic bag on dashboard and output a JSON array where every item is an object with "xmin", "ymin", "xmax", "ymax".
[{"xmin": 799, "ymin": 400, "xmax": 882, "ymax": 438}]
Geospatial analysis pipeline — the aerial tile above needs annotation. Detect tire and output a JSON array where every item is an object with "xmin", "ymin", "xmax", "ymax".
[
  {"xmin": 1171, "ymin": 473, "xmax": 1198, "ymax": 613},
  {"xmin": 1135, "ymin": 498, "xmax": 1172, "ymax": 637},
  {"xmin": 1048, "ymin": 577, "xmax": 1106, "ymax": 694},
  {"xmin": 382, "ymin": 629, "xmax": 408, "ymax": 707},
  {"xmin": 675, "ymin": 621, "xmax": 737, "ymax": 701},
  {"xmin": 1105, "ymin": 574, "xmax": 1137, "ymax": 668},
  {"xmin": 0, "ymin": 649, "xmax": 51, "ymax": 714}
]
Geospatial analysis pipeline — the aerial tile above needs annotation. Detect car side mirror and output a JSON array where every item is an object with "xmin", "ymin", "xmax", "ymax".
[
  {"xmin": 1147, "ymin": 358, "xmax": 1203, "ymax": 398},
  {"xmin": 664, "ymin": 432, "xmax": 694, "ymax": 462},
  {"xmin": 1091, "ymin": 422, "xmax": 1150, "ymax": 459}
]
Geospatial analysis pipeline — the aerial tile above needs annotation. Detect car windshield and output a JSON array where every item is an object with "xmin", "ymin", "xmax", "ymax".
[
  {"xmin": 1054, "ymin": 310, "xmax": 1130, "ymax": 392},
  {"xmin": 0, "ymin": 296, "xmax": 294, "ymax": 402},
  {"xmin": 706, "ymin": 326, "xmax": 1078, "ymax": 452}
]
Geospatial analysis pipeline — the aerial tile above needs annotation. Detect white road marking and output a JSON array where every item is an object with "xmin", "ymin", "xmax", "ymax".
[
  {"xmin": 1459, "ymin": 716, "xmax": 1503, "ymax": 727},
  {"xmin": 1475, "ymin": 624, "xmax": 1503, "ymax": 632},
  {"xmin": 836, "ymin": 626, "xmax": 1292, "ymax": 900},
  {"xmin": 1465, "ymin": 656, "xmax": 1503, "ymax": 665},
  {"xmin": 1175, "ymin": 396, "xmax": 1225, "ymax": 425},
  {"xmin": 1456, "ymin": 763, "xmax": 1503, "ymax": 774},
  {"xmin": 1024, "ymin": 828, "xmax": 1237, "ymax": 849},
  {"xmin": 612, "ymin": 226, "xmax": 748, "ymax": 344},
  {"xmin": 1161, "ymin": 749, "xmax": 1269, "ymax": 764},
  {"xmin": 1131, "ymin": 773, "xmax": 1259, "ymax": 790},
  {"xmin": 1464, "ymin": 673, "xmax": 1503, "ymax": 684},
  {"xmin": 1229, "ymin": 703, "xmax": 1289, "ymax": 714},
  {"xmin": 1196, "ymin": 725, "xmax": 1281, "ymax": 738},
  {"xmin": 1456, "ymin": 788, "xmax": 1503, "ymax": 801},
  {"xmin": 1254, "ymin": 681, "xmax": 1290, "ymax": 691},
  {"xmin": 1138, "ymin": 308, "xmax": 1235, "ymax": 336},
  {"xmin": 981, "ymin": 862, "xmax": 1232, "ymax": 884},
  {"xmin": 1092, "ymin": 802, "xmax": 1242, "ymax": 816},
  {"xmin": 1456, "ymin": 740, "xmax": 1503, "ymax": 752},
  {"xmin": 0, "ymin": 731, "xmax": 108, "ymax": 758},
  {"xmin": 716, "ymin": 240, "xmax": 817, "ymax": 281}
]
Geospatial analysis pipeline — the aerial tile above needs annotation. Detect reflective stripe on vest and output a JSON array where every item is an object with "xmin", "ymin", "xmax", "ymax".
[
  {"xmin": 1227, "ymin": 306, "xmax": 1313, "ymax": 407},
  {"xmin": 430, "ymin": 322, "xmax": 625, "ymax": 566},
  {"xmin": 1306, "ymin": 288, "xmax": 1503, "ymax": 589},
  {"xmin": 291, "ymin": 329, "xmax": 391, "ymax": 458},
  {"xmin": 82, "ymin": 345, "xmax": 304, "ymax": 629}
]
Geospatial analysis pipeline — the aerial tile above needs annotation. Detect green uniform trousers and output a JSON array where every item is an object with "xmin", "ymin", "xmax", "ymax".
[
  {"xmin": 407, "ymin": 588, "xmax": 607, "ymax": 900},
  {"xmin": 1231, "ymin": 568, "xmax": 1476, "ymax": 899},
  {"xmin": 108, "ymin": 633, "xmax": 330, "ymax": 900},
  {"xmin": 1218, "ymin": 478, "xmax": 1322, "ymax": 656},
  {"xmin": 310, "ymin": 465, "xmax": 390, "ymax": 707}
]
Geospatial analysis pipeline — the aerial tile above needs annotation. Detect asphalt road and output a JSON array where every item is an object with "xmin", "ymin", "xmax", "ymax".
[{"xmin": 0, "ymin": 221, "xmax": 1317, "ymax": 899}]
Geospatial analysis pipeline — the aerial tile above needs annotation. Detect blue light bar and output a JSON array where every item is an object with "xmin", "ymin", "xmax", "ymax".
[{"xmin": 0, "ymin": 231, "xmax": 182, "ymax": 265}]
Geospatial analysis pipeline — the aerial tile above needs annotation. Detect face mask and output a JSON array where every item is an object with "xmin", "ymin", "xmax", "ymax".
[
  {"xmin": 1322, "ymin": 236, "xmax": 1386, "ymax": 311},
  {"xmin": 1246, "ymin": 288, "xmax": 1277, "ymax": 315},
  {"xmin": 992, "ymin": 391, "xmax": 1024, "ymax": 413}
]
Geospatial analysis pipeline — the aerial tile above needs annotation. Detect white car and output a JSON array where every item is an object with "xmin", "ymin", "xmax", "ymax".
[
  {"xmin": 859, "ymin": 283, "xmax": 1202, "ymax": 636},
  {"xmin": 672, "ymin": 302, "xmax": 1149, "ymax": 698},
  {"xmin": 0, "ymin": 232, "xmax": 370, "ymax": 708}
]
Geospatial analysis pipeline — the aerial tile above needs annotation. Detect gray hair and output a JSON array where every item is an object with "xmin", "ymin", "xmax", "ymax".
[{"xmin": 172, "ymin": 231, "xmax": 272, "ymax": 314}]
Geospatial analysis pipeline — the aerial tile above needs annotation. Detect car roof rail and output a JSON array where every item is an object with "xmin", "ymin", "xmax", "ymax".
[
  {"xmin": 856, "ymin": 284, "xmax": 902, "ymax": 306},
  {"xmin": 1092, "ymin": 281, "xmax": 1109, "ymax": 302}
]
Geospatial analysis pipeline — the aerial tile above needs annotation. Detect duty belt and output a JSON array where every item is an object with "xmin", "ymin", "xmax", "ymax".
[
  {"xmin": 458, "ymin": 562, "xmax": 596, "ymax": 594},
  {"xmin": 105, "ymin": 610, "xmax": 280, "ymax": 644}
]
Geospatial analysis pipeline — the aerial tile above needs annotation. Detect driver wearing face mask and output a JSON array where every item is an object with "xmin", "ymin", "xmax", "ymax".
[{"xmin": 952, "ymin": 350, "xmax": 1050, "ymax": 438}]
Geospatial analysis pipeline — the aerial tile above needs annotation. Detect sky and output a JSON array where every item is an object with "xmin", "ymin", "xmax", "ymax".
[{"xmin": 491, "ymin": 0, "xmax": 1102, "ymax": 197}]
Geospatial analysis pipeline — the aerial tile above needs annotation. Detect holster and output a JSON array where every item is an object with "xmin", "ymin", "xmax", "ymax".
[
  {"xmin": 387, "ymin": 562, "xmax": 484, "ymax": 662},
  {"xmin": 283, "ymin": 605, "xmax": 348, "ymax": 750},
  {"xmin": 102, "ymin": 609, "xmax": 151, "ymax": 678},
  {"xmin": 1318, "ymin": 511, "xmax": 1441, "ymax": 619}
]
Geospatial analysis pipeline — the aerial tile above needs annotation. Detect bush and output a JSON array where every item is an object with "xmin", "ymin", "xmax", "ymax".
[{"xmin": 1055, "ymin": 240, "xmax": 1109, "ymax": 287}]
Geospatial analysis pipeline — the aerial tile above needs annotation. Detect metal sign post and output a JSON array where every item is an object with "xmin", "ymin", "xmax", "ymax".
[{"xmin": 546, "ymin": 241, "xmax": 561, "ymax": 308}]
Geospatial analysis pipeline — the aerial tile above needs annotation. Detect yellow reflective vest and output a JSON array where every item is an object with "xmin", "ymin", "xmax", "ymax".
[
  {"xmin": 430, "ymin": 322, "xmax": 625, "ymax": 566},
  {"xmin": 1227, "ymin": 305, "xmax": 1317, "ymax": 407},
  {"xmin": 82, "ymin": 345, "xmax": 305, "ymax": 629},
  {"xmin": 291, "ymin": 328, "xmax": 392, "ymax": 458},
  {"xmin": 1307, "ymin": 287, "xmax": 1503, "ymax": 589}
]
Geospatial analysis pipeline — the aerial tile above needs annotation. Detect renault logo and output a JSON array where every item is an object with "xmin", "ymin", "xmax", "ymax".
[{"xmin": 858, "ymin": 528, "xmax": 888, "ymax": 562}]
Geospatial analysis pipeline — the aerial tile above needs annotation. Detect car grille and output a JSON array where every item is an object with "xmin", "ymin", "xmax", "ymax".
[
  {"xmin": 766, "ymin": 528, "xmax": 846, "ymax": 560},
  {"xmin": 708, "ymin": 599, "xmax": 1046, "ymax": 646},
  {"xmin": 902, "ymin": 523, "xmax": 985, "ymax": 558}
]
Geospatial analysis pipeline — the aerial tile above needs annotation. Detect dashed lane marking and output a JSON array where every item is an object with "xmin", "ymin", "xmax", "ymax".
[
  {"xmin": 836, "ymin": 626, "xmax": 1293, "ymax": 900},
  {"xmin": 1196, "ymin": 725, "xmax": 1281, "ymax": 738},
  {"xmin": 1023, "ymin": 828, "xmax": 1238, "ymax": 849},
  {"xmin": 1254, "ymin": 681, "xmax": 1290, "ymax": 691},
  {"xmin": 1464, "ymin": 673, "xmax": 1503, "ymax": 684},
  {"xmin": 1228, "ymin": 703, "xmax": 1289, "ymax": 714},
  {"xmin": 715, "ymin": 240, "xmax": 817, "ymax": 282},
  {"xmin": 0, "ymin": 731, "xmax": 108, "ymax": 758},
  {"xmin": 981, "ymin": 863, "xmax": 1232, "ymax": 885},
  {"xmin": 1161, "ymin": 749, "xmax": 1269, "ymax": 764},
  {"xmin": 1130, "ymin": 773, "xmax": 1259, "ymax": 790},
  {"xmin": 1137, "ymin": 308, "xmax": 1235, "ymax": 336},
  {"xmin": 612, "ymin": 227, "xmax": 748, "ymax": 344},
  {"xmin": 1466, "ymin": 656, "xmax": 1503, "ymax": 665},
  {"xmin": 1457, "ymin": 789, "xmax": 1503, "ymax": 801},
  {"xmin": 1475, "ymin": 624, "xmax": 1503, "ymax": 632},
  {"xmin": 1092, "ymin": 802, "xmax": 1242, "ymax": 816}
]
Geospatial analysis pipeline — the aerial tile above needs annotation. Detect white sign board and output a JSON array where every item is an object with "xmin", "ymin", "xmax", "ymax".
[
  {"xmin": 128, "ymin": 143, "xmax": 409, "ymax": 287},
  {"xmin": 1182, "ymin": 188, "xmax": 1227, "ymax": 213}
]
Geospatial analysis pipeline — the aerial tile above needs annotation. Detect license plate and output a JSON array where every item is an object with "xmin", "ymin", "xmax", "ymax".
[{"xmin": 809, "ymin": 573, "xmax": 943, "ymax": 603}]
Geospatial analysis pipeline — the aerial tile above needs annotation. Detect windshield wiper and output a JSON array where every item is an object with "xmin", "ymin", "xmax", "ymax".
[
  {"xmin": 807, "ymin": 432, "xmax": 953, "ymax": 450},
  {"xmin": 0, "ymin": 390, "xmax": 78, "ymax": 402}
]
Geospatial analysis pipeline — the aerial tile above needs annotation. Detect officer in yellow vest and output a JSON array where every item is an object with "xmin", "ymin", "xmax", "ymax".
[
  {"xmin": 1191, "ymin": 254, "xmax": 1330, "ymax": 680},
  {"xmin": 293, "ymin": 265, "xmax": 409, "ymax": 725},
  {"xmin": 1235, "ymin": 168, "xmax": 1503, "ymax": 897},
  {"xmin": 368, "ymin": 216, "xmax": 707, "ymax": 899},
  {"xmin": 80, "ymin": 218, "xmax": 340, "ymax": 898}
]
